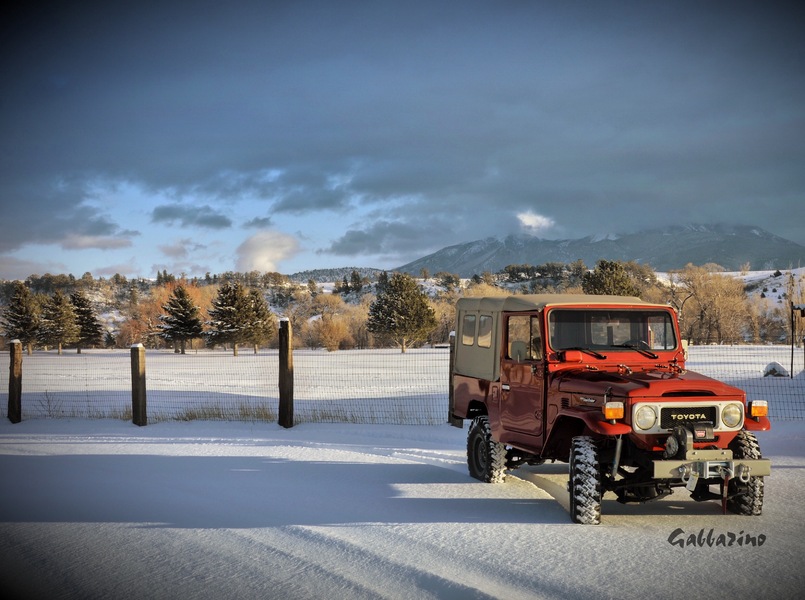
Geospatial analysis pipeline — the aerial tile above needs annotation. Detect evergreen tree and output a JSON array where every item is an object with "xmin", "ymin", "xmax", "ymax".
[
  {"xmin": 367, "ymin": 272, "xmax": 437, "ymax": 353},
  {"xmin": 206, "ymin": 282, "xmax": 250, "ymax": 355},
  {"xmin": 38, "ymin": 290, "xmax": 79, "ymax": 354},
  {"xmin": 70, "ymin": 291, "xmax": 104, "ymax": 353},
  {"xmin": 349, "ymin": 270, "xmax": 363, "ymax": 293},
  {"xmin": 206, "ymin": 284, "xmax": 275, "ymax": 355},
  {"xmin": 158, "ymin": 285, "xmax": 203, "ymax": 354},
  {"xmin": 104, "ymin": 330, "xmax": 117, "ymax": 348},
  {"xmin": 582, "ymin": 260, "xmax": 641, "ymax": 297},
  {"xmin": 376, "ymin": 271, "xmax": 390, "ymax": 294},
  {"xmin": 0, "ymin": 282, "xmax": 40, "ymax": 354},
  {"xmin": 244, "ymin": 289, "xmax": 275, "ymax": 353}
]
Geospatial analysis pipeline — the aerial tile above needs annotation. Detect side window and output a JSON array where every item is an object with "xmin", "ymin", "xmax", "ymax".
[
  {"xmin": 507, "ymin": 315, "xmax": 542, "ymax": 360},
  {"xmin": 462, "ymin": 314, "xmax": 476, "ymax": 346},
  {"xmin": 477, "ymin": 315, "xmax": 493, "ymax": 348},
  {"xmin": 507, "ymin": 315, "xmax": 530, "ymax": 360}
]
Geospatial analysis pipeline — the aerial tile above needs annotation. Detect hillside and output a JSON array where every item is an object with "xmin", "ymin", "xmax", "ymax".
[{"xmin": 393, "ymin": 224, "xmax": 805, "ymax": 277}]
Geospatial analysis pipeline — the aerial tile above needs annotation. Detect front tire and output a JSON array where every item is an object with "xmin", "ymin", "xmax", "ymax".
[
  {"xmin": 569, "ymin": 436, "xmax": 602, "ymax": 525},
  {"xmin": 467, "ymin": 416, "xmax": 507, "ymax": 483},
  {"xmin": 725, "ymin": 431, "xmax": 764, "ymax": 516}
]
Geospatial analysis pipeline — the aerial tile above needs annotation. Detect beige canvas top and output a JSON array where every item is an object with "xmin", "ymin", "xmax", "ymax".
[
  {"xmin": 454, "ymin": 294, "xmax": 672, "ymax": 381},
  {"xmin": 456, "ymin": 294, "xmax": 664, "ymax": 313}
]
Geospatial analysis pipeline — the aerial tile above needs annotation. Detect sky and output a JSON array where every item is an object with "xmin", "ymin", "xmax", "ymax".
[{"xmin": 1, "ymin": 1, "xmax": 804, "ymax": 281}]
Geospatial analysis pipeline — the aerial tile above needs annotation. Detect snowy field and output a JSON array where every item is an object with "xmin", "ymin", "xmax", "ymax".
[
  {"xmin": 1, "ymin": 344, "xmax": 803, "ymax": 423},
  {"xmin": 0, "ymin": 348, "xmax": 451, "ymax": 424},
  {"xmin": 1, "ymin": 346, "xmax": 804, "ymax": 599},
  {"xmin": 1, "ymin": 419, "xmax": 803, "ymax": 599}
]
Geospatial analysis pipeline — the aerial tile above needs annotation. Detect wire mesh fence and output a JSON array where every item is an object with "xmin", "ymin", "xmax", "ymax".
[
  {"xmin": 1, "ymin": 344, "xmax": 803, "ymax": 423},
  {"xmin": 686, "ymin": 345, "xmax": 805, "ymax": 420},
  {"xmin": 293, "ymin": 348, "xmax": 449, "ymax": 424}
]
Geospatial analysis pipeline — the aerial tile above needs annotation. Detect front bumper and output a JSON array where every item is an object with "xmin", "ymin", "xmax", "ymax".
[{"xmin": 653, "ymin": 449, "xmax": 771, "ymax": 480}]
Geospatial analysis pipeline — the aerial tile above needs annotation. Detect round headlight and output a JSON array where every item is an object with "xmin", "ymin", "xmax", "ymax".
[
  {"xmin": 634, "ymin": 405, "xmax": 657, "ymax": 430},
  {"xmin": 721, "ymin": 403, "xmax": 743, "ymax": 428}
]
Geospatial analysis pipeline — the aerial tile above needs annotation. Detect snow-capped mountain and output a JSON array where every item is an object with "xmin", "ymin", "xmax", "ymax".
[{"xmin": 394, "ymin": 224, "xmax": 805, "ymax": 277}]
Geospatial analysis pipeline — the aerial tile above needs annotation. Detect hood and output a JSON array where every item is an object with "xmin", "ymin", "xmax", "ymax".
[{"xmin": 552, "ymin": 368, "xmax": 744, "ymax": 399}]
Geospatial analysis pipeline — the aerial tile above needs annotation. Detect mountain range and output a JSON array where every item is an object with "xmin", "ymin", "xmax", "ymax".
[
  {"xmin": 392, "ymin": 224, "xmax": 805, "ymax": 277},
  {"xmin": 288, "ymin": 225, "xmax": 805, "ymax": 282}
]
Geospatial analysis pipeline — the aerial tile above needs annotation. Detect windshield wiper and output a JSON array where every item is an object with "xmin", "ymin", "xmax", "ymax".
[
  {"xmin": 562, "ymin": 347, "xmax": 607, "ymax": 360},
  {"xmin": 613, "ymin": 343, "xmax": 659, "ymax": 359}
]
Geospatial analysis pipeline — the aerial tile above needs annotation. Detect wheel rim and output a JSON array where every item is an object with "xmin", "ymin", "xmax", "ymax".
[{"xmin": 473, "ymin": 435, "xmax": 486, "ymax": 472}]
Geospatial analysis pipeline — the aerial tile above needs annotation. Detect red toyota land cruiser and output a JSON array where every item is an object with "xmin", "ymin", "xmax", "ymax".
[{"xmin": 451, "ymin": 294, "xmax": 771, "ymax": 524}]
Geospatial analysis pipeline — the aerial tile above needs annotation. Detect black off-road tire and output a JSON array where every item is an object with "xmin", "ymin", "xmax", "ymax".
[
  {"xmin": 569, "ymin": 436, "xmax": 602, "ymax": 525},
  {"xmin": 725, "ymin": 431, "xmax": 764, "ymax": 516},
  {"xmin": 467, "ymin": 416, "xmax": 507, "ymax": 483}
]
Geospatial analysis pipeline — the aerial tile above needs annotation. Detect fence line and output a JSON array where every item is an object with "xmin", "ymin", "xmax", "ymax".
[{"xmin": 2, "ymin": 344, "xmax": 803, "ymax": 424}]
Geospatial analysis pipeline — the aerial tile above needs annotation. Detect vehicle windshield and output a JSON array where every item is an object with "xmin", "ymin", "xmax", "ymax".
[{"xmin": 547, "ymin": 308, "xmax": 677, "ymax": 353}]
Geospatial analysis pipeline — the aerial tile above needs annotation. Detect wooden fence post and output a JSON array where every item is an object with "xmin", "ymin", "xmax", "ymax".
[
  {"xmin": 278, "ymin": 318, "xmax": 294, "ymax": 428},
  {"xmin": 448, "ymin": 331, "xmax": 462, "ymax": 428},
  {"xmin": 7, "ymin": 339, "xmax": 22, "ymax": 423},
  {"xmin": 131, "ymin": 343, "xmax": 147, "ymax": 426}
]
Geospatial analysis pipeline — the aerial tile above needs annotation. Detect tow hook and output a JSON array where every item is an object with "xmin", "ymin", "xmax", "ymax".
[
  {"xmin": 736, "ymin": 463, "xmax": 751, "ymax": 483},
  {"xmin": 678, "ymin": 463, "xmax": 692, "ymax": 485}
]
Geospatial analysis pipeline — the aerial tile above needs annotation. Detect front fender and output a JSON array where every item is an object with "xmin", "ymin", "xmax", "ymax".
[
  {"xmin": 558, "ymin": 408, "xmax": 632, "ymax": 436},
  {"xmin": 743, "ymin": 416, "xmax": 771, "ymax": 432}
]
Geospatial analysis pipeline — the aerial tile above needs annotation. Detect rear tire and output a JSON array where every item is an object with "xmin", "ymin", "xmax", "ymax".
[
  {"xmin": 725, "ymin": 431, "xmax": 764, "ymax": 516},
  {"xmin": 569, "ymin": 436, "xmax": 602, "ymax": 525},
  {"xmin": 467, "ymin": 416, "xmax": 507, "ymax": 483}
]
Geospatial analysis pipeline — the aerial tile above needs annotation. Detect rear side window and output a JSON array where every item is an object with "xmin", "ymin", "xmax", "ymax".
[
  {"xmin": 462, "ymin": 314, "xmax": 476, "ymax": 346},
  {"xmin": 478, "ymin": 315, "xmax": 493, "ymax": 348}
]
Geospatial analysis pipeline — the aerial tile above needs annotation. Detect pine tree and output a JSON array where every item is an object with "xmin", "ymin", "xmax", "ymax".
[
  {"xmin": 70, "ymin": 291, "xmax": 104, "ymax": 353},
  {"xmin": 206, "ymin": 284, "xmax": 275, "ymax": 355},
  {"xmin": 582, "ymin": 260, "xmax": 641, "ymax": 297},
  {"xmin": 206, "ymin": 282, "xmax": 250, "ymax": 355},
  {"xmin": 244, "ymin": 289, "xmax": 275, "ymax": 353},
  {"xmin": 158, "ymin": 285, "xmax": 203, "ymax": 354},
  {"xmin": 38, "ymin": 290, "xmax": 79, "ymax": 354},
  {"xmin": 104, "ymin": 330, "xmax": 116, "ymax": 348},
  {"xmin": 376, "ymin": 271, "xmax": 390, "ymax": 295},
  {"xmin": 367, "ymin": 272, "xmax": 437, "ymax": 353},
  {"xmin": 0, "ymin": 282, "xmax": 40, "ymax": 354},
  {"xmin": 307, "ymin": 279, "xmax": 319, "ymax": 297},
  {"xmin": 350, "ymin": 270, "xmax": 363, "ymax": 293}
]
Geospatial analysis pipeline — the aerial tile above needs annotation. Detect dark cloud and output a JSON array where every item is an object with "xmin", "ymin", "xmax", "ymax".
[
  {"xmin": 1, "ymin": 1, "xmax": 804, "ymax": 277},
  {"xmin": 0, "ymin": 180, "xmax": 137, "ymax": 253},
  {"xmin": 244, "ymin": 217, "xmax": 273, "ymax": 229},
  {"xmin": 151, "ymin": 204, "xmax": 232, "ymax": 230},
  {"xmin": 324, "ymin": 217, "xmax": 449, "ymax": 257}
]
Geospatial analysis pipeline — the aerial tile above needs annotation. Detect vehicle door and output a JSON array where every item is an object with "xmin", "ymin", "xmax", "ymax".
[{"xmin": 500, "ymin": 313, "xmax": 544, "ymax": 438}]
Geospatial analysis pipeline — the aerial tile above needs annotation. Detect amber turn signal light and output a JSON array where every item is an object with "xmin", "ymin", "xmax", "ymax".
[
  {"xmin": 749, "ymin": 400, "xmax": 768, "ymax": 418},
  {"xmin": 604, "ymin": 401, "xmax": 624, "ymax": 420}
]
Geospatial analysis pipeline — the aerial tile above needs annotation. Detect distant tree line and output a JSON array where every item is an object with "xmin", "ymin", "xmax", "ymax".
[{"xmin": 2, "ymin": 260, "xmax": 803, "ymax": 354}]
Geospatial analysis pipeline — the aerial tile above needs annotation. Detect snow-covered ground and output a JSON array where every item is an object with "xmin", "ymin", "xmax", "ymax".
[
  {"xmin": 2, "ymin": 343, "xmax": 804, "ymax": 599},
  {"xmin": 1, "ymin": 417, "xmax": 803, "ymax": 599}
]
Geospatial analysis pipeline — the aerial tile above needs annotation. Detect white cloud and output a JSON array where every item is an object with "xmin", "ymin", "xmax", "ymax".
[
  {"xmin": 236, "ymin": 230, "xmax": 300, "ymax": 272},
  {"xmin": 517, "ymin": 211, "xmax": 555, "ymax": 234}
]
